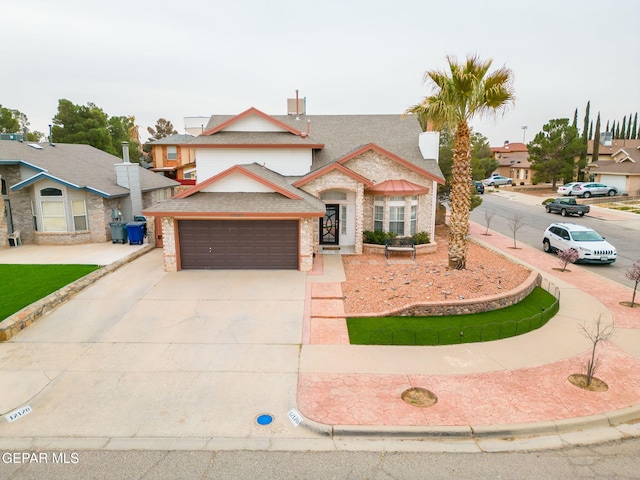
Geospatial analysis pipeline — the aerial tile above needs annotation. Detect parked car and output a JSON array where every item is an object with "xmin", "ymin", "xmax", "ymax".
[
  {"xmin": 473, "ymin": 181, "xmax": 485, "ymax": 194},
  {"xmin": 483, "ymin": 175, "xmax": 513, "ymax": 186},
  {"xmin": 545, "ymin": 198, "xmax": 590, "ymax": 217},
  {"xmin": 557, "ymin": 182, "xmax": 581, "ymax": 196},
  {"xmin": 572, "ymin": 182, "xmax": 618, "ymax": 198},
  {"xmin": 542, "ymin": 223, "xmax": 617, "ymax": 264}
]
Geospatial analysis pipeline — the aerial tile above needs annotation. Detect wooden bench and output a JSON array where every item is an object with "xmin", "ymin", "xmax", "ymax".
[{"xmin": 385, "ymin": 236, "xmax": 416, "ymax": 259}]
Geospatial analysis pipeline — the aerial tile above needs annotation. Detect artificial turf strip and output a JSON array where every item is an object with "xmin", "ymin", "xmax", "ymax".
[
  {"xmin": 347, "ymin": 287, "xmax": 558, "ymax": 346},
  {"xmin": 0, "ymin": 264, "xmax": 101, "ymax": 321}
]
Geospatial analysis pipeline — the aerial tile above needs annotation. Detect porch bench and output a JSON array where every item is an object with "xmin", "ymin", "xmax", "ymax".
[{"xmin": 385, "ymin": 237, "xmax": 416, "ymax": 259}]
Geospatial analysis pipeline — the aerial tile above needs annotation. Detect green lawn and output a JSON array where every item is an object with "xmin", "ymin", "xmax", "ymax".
[
  {"xmin": 0, "ymin": 264, "xmax": 101, "ymax": 321},
  {"xmin": 347, "ymin": 287, "xmax": 558, "ymax": 346}
]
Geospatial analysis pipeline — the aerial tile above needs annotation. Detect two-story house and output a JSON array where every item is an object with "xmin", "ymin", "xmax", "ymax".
[{"xmin": 143, "ymin": 106, "xmax": 445, "ymax": 272}]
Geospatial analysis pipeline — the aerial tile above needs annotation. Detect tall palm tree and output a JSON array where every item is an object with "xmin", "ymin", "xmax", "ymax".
[{"xmin": 409, "ymin": 54, "xmax": 515, "ymax": 269}]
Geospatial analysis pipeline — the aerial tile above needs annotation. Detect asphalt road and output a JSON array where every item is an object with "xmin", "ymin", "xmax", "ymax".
[
  {"xmin": 470, "ymin": 193, "xmax": 640, "ymax": 288},
  {"xmin": 2, "ymin": 439, "xmax": 640, "ymax": 479}
]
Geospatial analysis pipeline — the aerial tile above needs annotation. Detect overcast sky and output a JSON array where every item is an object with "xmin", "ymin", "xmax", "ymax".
[{"xmin": 2, "ymin": 0, "xmax": 639, "ymax": 147}]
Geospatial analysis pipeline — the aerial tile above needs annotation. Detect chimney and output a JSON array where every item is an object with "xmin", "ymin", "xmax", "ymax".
[
  {"xmin": 419, "ymin": 131, "xmax": 440, "ymax": 161},
  {"xmin": 115, "ymin": 142, "xmax": 142, "ymax": 220},
  {"xmin": 504, "ymin": 140, "xmax": 510, "ymax": 149}
]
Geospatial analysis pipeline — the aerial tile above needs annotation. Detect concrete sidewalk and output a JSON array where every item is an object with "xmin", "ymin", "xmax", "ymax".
[
  {"xmin": 298, "ymin": 220, "xmax": 640, "ymax": 445},
  {"xmin": 0, "ymin": 219, "xmax": 639, "ymax": 452}
]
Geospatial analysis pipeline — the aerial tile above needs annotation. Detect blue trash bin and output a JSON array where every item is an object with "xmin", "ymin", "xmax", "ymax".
[{"xmin": 126, "ymin": 222, "xmax": 145, "ymax": 245}]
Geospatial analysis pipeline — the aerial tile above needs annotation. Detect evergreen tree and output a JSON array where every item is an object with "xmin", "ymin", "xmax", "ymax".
[
  {"xmin": 626, "ymin": 113, "xmax": 633, "ymax": 139},
  {"xmin": 621, "ymin": 116, "xmax": 627, "ymax": 140},
  {"xmin": 573, "ymin": 108, "xmax": 578, "ymax": 129},
  {"xmin": 633, "ymin": 113, "xmax": 638, "ymax": 139},
  {"xmin": 581, "ymin": 101, "xmax": 590, "ymax": 140},
  {"xmin": 592, "ymin": 113, "xmax": 601, "ymax": 164},
  {"xmin": 589, "ymin": 120, "xmax": 593, "ymax": 140},
  {"xmin": 528, "ymin": 118, "xmax": 585, "ymax": 187},
  {"xmin": 615, "ymin": 122, "xmax": 621, "ymax": 139},
  {"xmin": 605, "ymin": 120, "xmax": 610, "ymax": 132}
]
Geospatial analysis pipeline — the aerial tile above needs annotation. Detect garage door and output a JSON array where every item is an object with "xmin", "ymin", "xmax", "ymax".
[
  {"xmin": 600, "ymin": 175, "xmax": 627, "ymax": 194},
  {"xmin": 178, "ymin": 220, "xmax": 299, "ymax": 270}
]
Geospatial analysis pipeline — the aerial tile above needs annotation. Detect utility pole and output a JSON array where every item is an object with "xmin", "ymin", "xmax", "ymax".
[{"xmin": 521, "ymin": 126, "xmax": 528, "ymax": 143}]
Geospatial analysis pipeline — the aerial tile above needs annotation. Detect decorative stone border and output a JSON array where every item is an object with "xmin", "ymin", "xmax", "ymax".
[{"xmin": 0, "ymin": 244, "xmax": 155, "ymax": 342}]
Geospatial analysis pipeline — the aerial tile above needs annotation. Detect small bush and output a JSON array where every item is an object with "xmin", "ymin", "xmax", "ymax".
[
  {"xmin": 363, "ymin": 230, "xmax": 397, "ymax": 245},
  {"xmin": 412, "ymin": 231, "xmax": 430, "ymax": 245},
  {"xmin": 542, "ymin": 198, "xmax": 555, "ymax": 205}
]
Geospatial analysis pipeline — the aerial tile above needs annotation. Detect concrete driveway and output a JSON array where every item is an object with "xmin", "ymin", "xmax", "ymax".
[{"xmin": 0, "ymin": 249, "xmax": 320, "ymax": 448}]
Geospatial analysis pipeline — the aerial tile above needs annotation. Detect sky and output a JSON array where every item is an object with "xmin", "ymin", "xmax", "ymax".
[{"xmin": 2, "ymin": 0, "xmax": 639, "ymax": 147}]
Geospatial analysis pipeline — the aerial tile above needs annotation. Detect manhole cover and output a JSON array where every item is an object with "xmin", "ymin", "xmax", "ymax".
[
  {"xmin": 256, "ymin": 414, "xmax": 274, "ymax": 425},
  {"xmin": 401, "ymin": 387, "xmax": 438, "ymax": 408}
]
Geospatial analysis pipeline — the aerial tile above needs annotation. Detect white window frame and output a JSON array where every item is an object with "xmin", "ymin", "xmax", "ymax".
[{"xmin": 167, "ymin": 146, "xmax": 177, "ymax": 160}]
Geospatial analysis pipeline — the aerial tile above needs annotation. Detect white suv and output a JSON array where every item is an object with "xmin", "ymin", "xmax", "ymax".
[{"xmin": 542, "ymin": 223, "xmax": 617, "ymax": 264}]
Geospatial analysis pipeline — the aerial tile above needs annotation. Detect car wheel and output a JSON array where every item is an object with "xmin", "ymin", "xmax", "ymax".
[
  {"xmin": 579, "ymin": 212, "xmax": 585, "ymax": 216},
  {"xmin": 545, "ymin": 205, "xmax": 551, "ymax": 213},
  {"xmin": 507, "ymin": 180, "xmax": 512, "ymax": 185},
  {"xmin": 489, "ymin": 182, "xmax": 495, "ymax": 186},
  {"xmin": 608, "ymin": 190, "xmax": 616, "ymax": 196},
  {"xmin": 561, "ymin": 209, "xmax": 567, "ymax": 217},
  {"xmin": 583, "ymin": 191, "xmax": 591, "ymax": 198},
  {"xmin": 543, "ymin": 239, "xmax": 552, "ymax": 253}
]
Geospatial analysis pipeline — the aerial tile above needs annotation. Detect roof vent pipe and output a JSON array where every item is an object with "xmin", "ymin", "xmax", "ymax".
[{"xmin": 122, "ymin": 142, "xmax": 130, "ymax": 163}]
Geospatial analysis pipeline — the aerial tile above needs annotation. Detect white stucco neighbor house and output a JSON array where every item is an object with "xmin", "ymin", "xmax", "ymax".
[{"xmin": 143, "ymin": 106, "xmax": 445, "ymax": 272}]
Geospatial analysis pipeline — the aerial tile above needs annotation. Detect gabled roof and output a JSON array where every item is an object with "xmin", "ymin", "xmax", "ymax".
[
  {"xmin": 143, "ymin": 163, "xmax": 325, "ymax": 217},
  {"xmin": 337, "ymin": 143, "xmax": 445, "ymax": 184},
  {"xmin": 184, "ymin": 110, "xmax": 444, "ymax": 182},
  {"xmin": 202, "ymin": 107, "xmax": 303, "ymax": 136},
  {"xmin": 175, "ymin": 164, "xmax": 302, "ymax": 200},
  {"xmin": 0, "ymin": 141, "xmax": 178, "ymax": 197},
  {"xmin": 293, "ymin": 162, "xmax": 373, "ymax": 188},
  {"xmin": 587, "ymin": 139, "xmax": 640, "ymax": 155}
]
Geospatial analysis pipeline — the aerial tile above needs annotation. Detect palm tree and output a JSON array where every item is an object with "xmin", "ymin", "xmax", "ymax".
[{"xmin": 408, "ymin": 54, "xmax": 515, "ymax": 269}]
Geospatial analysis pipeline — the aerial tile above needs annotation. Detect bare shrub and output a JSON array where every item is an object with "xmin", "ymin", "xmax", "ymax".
[
  {"xmin": 483, "ymin": 210, "xmax": 495, "ymax": 235},
  {"xmin": 579, "ymin": 313, "xmax": 614, "ymax": 386},
  {"xmin": 508, "ymin": 213, "xmax": 525, "ymax": 248}
]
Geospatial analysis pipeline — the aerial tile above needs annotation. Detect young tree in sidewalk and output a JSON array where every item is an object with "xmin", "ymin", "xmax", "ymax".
[{"xmin": 625, "ymin": 260, "xmax": 640, "ymax": 308}]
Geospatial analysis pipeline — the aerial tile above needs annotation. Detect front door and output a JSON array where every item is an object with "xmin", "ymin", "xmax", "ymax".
[{"xmin": 320, "ymin": 204, "xmax": 339, "ymax": 245}]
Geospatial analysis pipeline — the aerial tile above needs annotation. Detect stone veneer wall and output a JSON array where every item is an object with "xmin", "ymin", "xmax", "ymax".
[
  {"xmin": 161, "ymin": 217, "xmax": 177, "ymax": 271},
  {"xmin": 342, "ymin": 151, "xmax": 435, "ymax": 240},
  {"xmin": 1, "ymin": 166, "xmax": 33, "ymax": 243}
]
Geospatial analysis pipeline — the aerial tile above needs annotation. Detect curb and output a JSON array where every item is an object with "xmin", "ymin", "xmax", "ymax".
[
  {"xmin": 0, "ymin": 244, "xmax": 154, "ymax": 342},
  {"xmin": 297, "ymin": 403, "xmax": 640, "ymax": 442}
]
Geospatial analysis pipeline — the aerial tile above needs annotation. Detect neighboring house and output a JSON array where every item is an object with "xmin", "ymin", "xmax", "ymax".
[
  {"xmin": 490, "ymin": 142, "xmax": 532, "ymax": 184},
  {"xmin": 143, "ymin": 107, "xmax": 445, "ymax": 272},
  {"xmin": 584, "ymin": 139, "xmax": 640, "ymax": 195},
  {"xmin": 0, "ymin": 140, "xmax": 178, "ymax": 247},
  {"xmin": 147, "ymin": 134, "xmax": 197, "ymax": 182},
  {"xmin": 584, "ymin": 139, "xmax": 640, "ymax": 194}
]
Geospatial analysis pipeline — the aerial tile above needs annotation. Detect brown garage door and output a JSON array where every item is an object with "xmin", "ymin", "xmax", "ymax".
[{"xmin": 178, "ymin": 220, "xmax": 299, "ymax": 269}]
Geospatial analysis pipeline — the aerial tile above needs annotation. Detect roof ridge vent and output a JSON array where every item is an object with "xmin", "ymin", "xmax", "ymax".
[{"xmin": 28, "ymin": 143, "xmax": 43, "ymax": 149}]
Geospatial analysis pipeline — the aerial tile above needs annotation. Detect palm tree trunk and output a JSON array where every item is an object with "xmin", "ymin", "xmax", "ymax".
[{"xmin": 448, "ymin": 121, "xmax": 472, "ymax": 269}]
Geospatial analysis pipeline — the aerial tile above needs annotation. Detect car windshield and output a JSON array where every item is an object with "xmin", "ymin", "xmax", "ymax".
[{"xmin": 570, "ymin": 231, "xmax": 604, "ymax": 242}]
